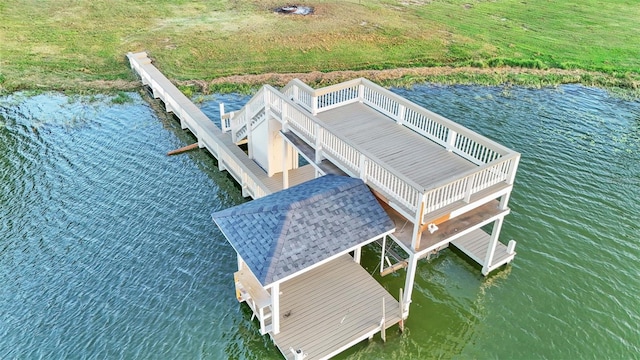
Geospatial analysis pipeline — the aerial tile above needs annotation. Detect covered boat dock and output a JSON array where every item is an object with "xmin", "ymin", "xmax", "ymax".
[{"xmin": 211, "ymin": 175, "xmax": 401, "ymax": 359}]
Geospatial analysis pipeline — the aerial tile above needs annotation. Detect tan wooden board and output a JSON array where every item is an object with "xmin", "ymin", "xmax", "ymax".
[
  {"xmin": 450, "ymin": 228, "xmax": 515, "ymax": 267},
  {"xmin": 317, "ymin": 103, "xmax": 477, "ymax": 189},
  {"xmin": 271, "ymin": 254, "xmax": 401, "ymax": 360}
]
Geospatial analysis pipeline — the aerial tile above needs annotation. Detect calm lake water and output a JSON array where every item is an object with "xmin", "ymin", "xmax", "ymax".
[{"xmin": 1, "ymin": 85, "xmax": 638, "ymax": 359}]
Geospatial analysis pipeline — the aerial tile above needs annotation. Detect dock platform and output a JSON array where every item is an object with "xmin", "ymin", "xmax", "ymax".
[
  {"xmin": 127, "ymin": 51, "xmax": 521, "ymax": 359},
  {"xmin": 273, "ymin": 255, "xmax": 401, "ymax": 359}
]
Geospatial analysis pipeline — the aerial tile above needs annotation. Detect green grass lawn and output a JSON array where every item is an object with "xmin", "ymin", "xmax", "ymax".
[{"xmin": 1, "ymin": 0, "xmax": 638, "ymax": 93}]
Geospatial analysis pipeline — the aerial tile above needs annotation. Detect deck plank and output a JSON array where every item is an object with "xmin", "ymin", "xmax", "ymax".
[
  {"xmin": 271, "ymin": 255, "xmax": 401, "ymax": 360},
  {"xmin": 450, "ymin": 229, "xmax": 515, "ymax": 269}
]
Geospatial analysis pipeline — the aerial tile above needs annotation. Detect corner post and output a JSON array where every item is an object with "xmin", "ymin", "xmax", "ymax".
[
  {"xmin": 507, "ymin": 155, "xmax": 521, "ymax": 185},
  {"xmin": 314, "ymin": 124, "xmax": 324, "ymax": 163},
  {"xmin": 219, "ymin": 103, "xmax": 225, "ymax": 124},
  {"xmin": 311, "ymin": 94, "xmax": 318, "ymax": 115},
  {"xmin": 354, "ymin": 247, "xmax": 362, "ymax": 264},
  {"xmin": 482, "ymin": 216, "xmax": 504, "ymax": 275},
  {"xmin": 271, "ymin": 282, "xmax": 280, "ymax": 334},
  {"xmin": 410, "ymin": 194, "xmax": 426, "ymax": 251},
  {"xmin": 292, "ymin": 84, "xmax": 299, "ymax": 102},
  {"xmin": 402, "ymin": 253, "xmax": 419, "ymax": 318},
  {"xmin": 446, "ymin": 130, "xmax": 457, "ymax": 152}
]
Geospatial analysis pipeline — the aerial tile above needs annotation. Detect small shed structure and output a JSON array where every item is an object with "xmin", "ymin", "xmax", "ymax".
[{"xmin": 212, "ymin": 175, "xmax": 401, "ymax": 359}]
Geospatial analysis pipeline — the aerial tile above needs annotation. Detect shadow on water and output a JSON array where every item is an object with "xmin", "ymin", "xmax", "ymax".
[{"xmin": 1, "ymin": 84, "xmax": 638, "ymax": 359}]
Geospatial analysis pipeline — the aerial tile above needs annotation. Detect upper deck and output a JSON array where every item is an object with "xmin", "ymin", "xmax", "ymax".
[
  {"xmin": 222, "ymin": 78, "xmax": 520, "ymax": 251},
  {"xmin": 316, "ymin": 102, "xmax": 477, "ymax": 189}
]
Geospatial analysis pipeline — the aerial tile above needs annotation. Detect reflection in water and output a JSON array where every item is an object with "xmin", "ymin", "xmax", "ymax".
[{"xmin": 0, "ymin": 85, "xmax": 638, "ymax": 359}]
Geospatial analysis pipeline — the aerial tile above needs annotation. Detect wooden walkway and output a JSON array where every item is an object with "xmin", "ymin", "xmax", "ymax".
[
  {"xmin": 316, "ymin": 103, "xmax": 477, "ymax": 189},
  {"xmin": 126, "ymin": 52, "xmax": 313, "ymax": 199},
  {"xmin": 272, "ymin": 254, "xmax": 401, "ymax": 360}
]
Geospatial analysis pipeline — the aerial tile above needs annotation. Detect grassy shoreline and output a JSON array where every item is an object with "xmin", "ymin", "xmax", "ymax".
[{"xmin": 1, "ymin": 0, "xmax": 639, "ymax": 95}]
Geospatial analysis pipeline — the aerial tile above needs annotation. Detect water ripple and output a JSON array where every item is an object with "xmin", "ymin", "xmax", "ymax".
[{"xmin": 1, "ymin": 86, "xmax": 639, "ymax": 359}]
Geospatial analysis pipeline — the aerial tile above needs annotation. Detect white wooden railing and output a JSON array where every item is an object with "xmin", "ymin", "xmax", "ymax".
[
  {"xmin": 422, "ymin": 154, "xmax": 519, "ymax": 213},
  {"xmin": 225, "ymin": 77, "xmax": 519, "ymax": 220}
]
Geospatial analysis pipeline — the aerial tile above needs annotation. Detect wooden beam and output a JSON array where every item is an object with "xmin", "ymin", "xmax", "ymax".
[
  {"xmin": 380, "ymin": 260, "xmax": 408, "ymax": 277},
  {"xmin": 167, "ymin": 142, "xmax": 199, "ymax": 156}
]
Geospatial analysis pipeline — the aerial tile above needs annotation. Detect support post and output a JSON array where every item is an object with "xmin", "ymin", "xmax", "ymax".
[
  {"xmin": 271, "ymin": 282, "xmax": 280, "ymax": 334},
  {"xmin": 237, "ymin": 253, "xmax": 244, "ymax": 271},
  {"xmin": 399, "ymin": 288, "xmax": 405, "ymax": 331},
  {"xmin": 411, "ymin": 196, "xmax": 426, "ymax": 250},
  {"xmin": 446, "ymin": 130, "xmax": 457, "ymax": 152},
  {"xmin": 354, "ymin": 247, "xmax": 362, "ymax": 264},
  {"xmin": 380, "ymin": 297, "xmax": 386, "ymax": 342},
  {"xmin": 380, "ymin": 236, "xmax": 387, "ymax": 274},
  {"xmin": 482, "ymin": 216, "xmax": 504, "ymax": 275},
  {"xmin": 397, "ymin": 104, "xmax": 405, "ymax": 125},
  {"xmin": 463, "ymin": 174, "xmax": 475, "ymax": 203},
  {"xmin": 499, "ymin": 191, "xmax": 512, "ymax": 210},
  {"xmin": 402, "ymin": 254, "xmax": 419, "ymax": 317},
  {"xmin": 282, "ymin": 136, "xmax": 289, "ymax": 190},
  {"xmin": 359, "ymin": 154, "xmax": 367, "ymax": 180},
  {"xmin": 247, "ymin": 109, "xmax": 257, "ymax": 160}
]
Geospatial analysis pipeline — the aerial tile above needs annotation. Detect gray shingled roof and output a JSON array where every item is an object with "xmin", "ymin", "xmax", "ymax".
[{"xmin": 211, "ymin": 175, "xmax": 395, "ymax": 286}]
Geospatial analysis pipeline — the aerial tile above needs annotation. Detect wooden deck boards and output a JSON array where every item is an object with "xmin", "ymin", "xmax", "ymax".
[
  {"xmin": 316, "ymin": 103, "xmax": 476, "ymax": 188},
  {"xmin": 450, "ymin": 229, "xmax": 515, "ymax": 269},
  {"xmin": 272, "ymin": 254, "xmax": 401, "ymax": 360},
  {"xmin": 384, "ymin": 199, "xmax": 508, "ymax": 255}
]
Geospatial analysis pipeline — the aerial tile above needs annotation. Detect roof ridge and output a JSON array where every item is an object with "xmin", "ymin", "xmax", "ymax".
[{"xmin": 263, "ymin": 210, "xmax": 294, "ymax": 285}]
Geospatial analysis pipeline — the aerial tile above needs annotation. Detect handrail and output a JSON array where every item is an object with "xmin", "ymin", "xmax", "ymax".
[
  {"xmin": 358, "ymin": 78, "xmax": 514, "ymax": 154},
  {"xmin": 127, "ymin": 52, "xmax": 272, "ymax": 201},
  {"xmin": 282, "ymin": 79, "xmax": 314, "ymax": 112},
  {"xmin": 422, "ymin": 153, "xmax": 520, "ymax": 214},
  {"xmin": 229, "ymin": 87, "xmax": 266, "ymax": 141},
  {"xmin": 291, "ymin": 78, "xmax": 515, "ymax": 163}
]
